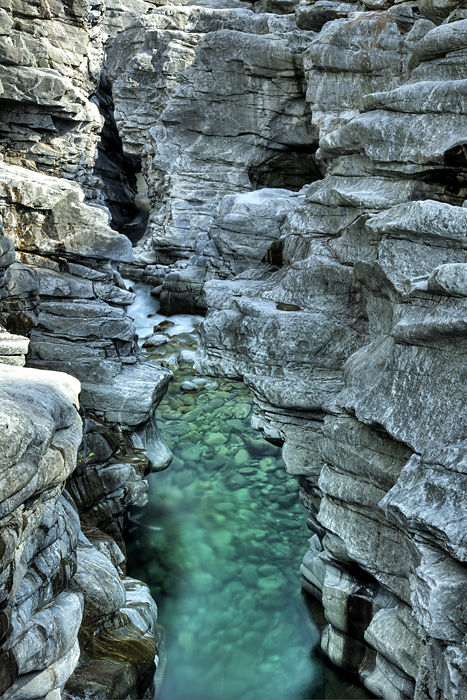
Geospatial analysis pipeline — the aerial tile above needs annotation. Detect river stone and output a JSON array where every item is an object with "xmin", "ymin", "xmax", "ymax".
[
  {"xmin": 259, "ymin": 458, "xmax": 278, "ymax": 473},
  {"xmin": 181, "ymin": 381, "xmax": 198, "ymax": 392},
  {"xmin": 210, "ymin": 530, "xmax": 233, "ymax": 549},
  {"xmin": 240, "ymin": 565, "xmax": 258, "ymax": 588},
  {"xmin": 244, "ymin": 437, "xmax": 280, "ymax": 456},
  {"xmin": 142, "ymin": 333, "xmax": 169, "ymax": 348},
  {"xmin": 239, "ymin": 596, "xmax": 257, "ymax": 612},
  {"xmin": 258, "ymin": 564, "xmax": 279, "ymax": 577},
  {"xmin": 232, "ymin": 404, "xmax": 252, "ymax": 420},
  {"xmin": 204, "ymin": 433, "xmax": 228, "ymax": 447},
  {"xmin": 234, "ymin": 449, "xmax": 250, "ymax": 466},
  {"xmin": 285, "ymin": 479, "xmax": 298, "ymax": 493},
  {"xmin": 258, "ymin": 574, "xmax": 288, "ymax": 591},
  {"xmin": 239, "ymin": 467, "xmax": 257, "ymax": 475},
  {"xmin": 180, "ymin": 445, "xmax": 203, "ymax": 461},
  {"xmin": 181, "ymin": 395, "xmax": 196, "ymax": 406}
]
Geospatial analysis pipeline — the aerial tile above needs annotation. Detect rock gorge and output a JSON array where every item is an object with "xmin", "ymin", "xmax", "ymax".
[
  {"xmin": 0, "ymin": 1, "xmax": 171, "ymax": 697},
  {"xmin": 1, "ymin": 0, "xmax": 467, "ymax": 698}
]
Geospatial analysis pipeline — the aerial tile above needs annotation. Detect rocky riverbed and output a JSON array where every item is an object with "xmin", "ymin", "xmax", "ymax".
[{"xmin": 124, "ymin": 291, "xmax": 371, "ymax": 700}]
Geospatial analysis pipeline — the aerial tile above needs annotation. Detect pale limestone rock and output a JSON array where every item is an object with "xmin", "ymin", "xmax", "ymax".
[
  {"xmin": 0, "ymin": 366, "xmax": 82, "ymax": 698},
  {"xmin": 1, "ymin": 640, "xmax": 81, "ymax": 700},
  {"xmin": 6, "ymin": 591, "xmax": 84, "ymax": 675},
  {"xmin": 364, "ymin": 604, "xmax": 426, "ymax": 680},
  {"xmin": 0, "ymin": 3, "xmax": 170, "ymax": 699},
  {"xmin": 295, "ymin": 0, "xmax": 363, "ymax": 32},
  {"xmin": 303, "ymin": 8, "xmax": 431, "ymax": 138},
  {"xmin": 208, "ymin": 188, "xmax": 306, "ymax": 277},
  {"xmin": 106, "ymin": 6, "xmax": 318, "ymax": 281},
  {"xmin": 5, "ymin": 0, "xmax": 467, "ymax": 696},
  {"xmin": 0, "ymin": 0, "xmax": 105, "ymax": 197},
  {"xmin": 427, "ymin": 262, "xmax": 467, "ymax": 296},
  {"xmin": 71, "ymin": 532, "xmax": 126, "ymax": 628},
  {"xmin": 195, "ymin": 9, "xmax": 467, "ymax": 699},
  {"xmin": 0, "ymin": 162, "xmax": 132, "ymax": 262}
]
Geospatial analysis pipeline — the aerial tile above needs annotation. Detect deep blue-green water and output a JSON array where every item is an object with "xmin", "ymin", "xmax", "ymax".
[{"xmin": 125, "ymin": 285, "xmax": 370, "ymax": 700}]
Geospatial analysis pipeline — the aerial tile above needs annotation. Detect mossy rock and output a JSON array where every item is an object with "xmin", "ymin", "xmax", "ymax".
[{"xmin": 70, "ymin": 618, "xmax": 161, "ymax": 699}]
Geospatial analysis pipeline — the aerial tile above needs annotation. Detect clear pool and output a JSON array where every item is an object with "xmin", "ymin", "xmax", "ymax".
[{"xmin": 125, "ymin": 289, "xmax": 371, "ymax": 700}]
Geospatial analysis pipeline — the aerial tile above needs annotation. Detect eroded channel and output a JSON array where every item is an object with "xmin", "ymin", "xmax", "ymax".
[{"xmin": 124, "ymin": 284, "xmax": 370, "ymax": 700}]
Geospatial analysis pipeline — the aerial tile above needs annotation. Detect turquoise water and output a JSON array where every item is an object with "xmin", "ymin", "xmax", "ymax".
[{"xmin": 125, "ymin": 286, "xmax": 370, "ymax": 700}]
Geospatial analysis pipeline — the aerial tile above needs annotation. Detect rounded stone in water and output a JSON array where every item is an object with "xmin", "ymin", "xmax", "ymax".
[
  {"xmin": 180, "ymin": 380, "xmax": 198, "ymax": 392},
  {"xmin": 203, "ymin": 432, "xmax": 228, "ymax": 447},
  {"xmin": 259, "ymin": 457, "xmax": 278, "ymax": 472},
  {"xmin": 142, "ymin": 332, "xmax": 169, "ymax": 348}
]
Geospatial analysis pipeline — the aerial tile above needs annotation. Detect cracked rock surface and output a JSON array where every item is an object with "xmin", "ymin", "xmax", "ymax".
[{"xmin": 0, "ymin": 1, "xmax": 173, "ymax": 697}]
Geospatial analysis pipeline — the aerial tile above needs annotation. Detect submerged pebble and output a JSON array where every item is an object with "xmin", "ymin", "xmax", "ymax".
[
  {"xmin": 204, "ymin": 432, "xmax": 228, "ymax": 447},
  {"xmin": 234, "ymin": 448, "xmax": 250, "ymax": 465}
]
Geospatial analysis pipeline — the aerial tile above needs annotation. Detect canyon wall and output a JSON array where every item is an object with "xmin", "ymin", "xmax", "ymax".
[
  {"xmin": 2, "ymin": 0, "xmax": 467, "ymax": 696},
  {"xmin": 106, "ymin": 1, "xmax": 467, "ymax": 698},
  {"xmin": 0, "ymin": 0, "xmax": 172, "ymax": 697}
]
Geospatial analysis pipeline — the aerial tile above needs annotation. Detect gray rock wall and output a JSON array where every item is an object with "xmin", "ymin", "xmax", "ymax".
[
  {"xmin": 0, "ymin": 0, "xmax": 105, "ymax": 198},
  {"xmin": 0, "ymin": 365, "xmax": 83, "ymax": 700},
  {"xmin": 3, "ymin": 0, "xmax": 467, "ymax": 696},
  {"xmin": 0, "ymin": 167, "xmax": 170, "ymax": 698},
  {"xmin": 0, "ymin": 360, "xmax": 167, "ymax": 700},
  {"xmin": 106, "ymin": 6, "xmax": 320, "ymax": 310},
  {"xmin": 0, "ymin": 1, "xmax": 174, "ymax": 697},
  {"xmin": 0, "ymin": 0, "xmax": 142, "ymax": 227}
]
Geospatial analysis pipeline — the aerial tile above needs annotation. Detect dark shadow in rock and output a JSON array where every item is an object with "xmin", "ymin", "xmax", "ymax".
[{"xmin": 249, "ymin": 146, "xmax": 323, "ymax": 192}]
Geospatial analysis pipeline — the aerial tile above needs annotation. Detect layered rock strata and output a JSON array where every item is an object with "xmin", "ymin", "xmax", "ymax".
[
  {"xmin": 0, "ymin": 160, "xmax": 172, "ymax": 427},
  {"xmin": 0, "ymin": 0, "xmax": 140, "ymax": 226},
  {"xmin": 185, "ymin": 6, "xmax": 467, "ymax": 700},
  {"xmin": 0, "ymin": 0, "xmax": 174, "ymax": 697},
  {"xmin": 4, "ymin": 0, "xmax": 467, "ymax": 696},
  {"xmin": 0, "ymin": 158, "xmax": 171, "ymax": 696},
  {"xmin": 103, "ymin": 0, "xmax": 467, "ymax": 695},
  {"xmin": 105, "ymin": 3, "xmax": 440, "ymax": 313},
  {"xmin": 0, "ymin": 0, "xmax": 105, "ymax": 198},
  {"xmin": 0, "ymin": 364, "xmax": 83, "ymax": 700},
  {"xmin": 106, "ymin": 6, "xmax": 320, "ymax": 311},
  {"xmin": 0, "ymin": 358, "xmax": 168, "ymax": 700}
]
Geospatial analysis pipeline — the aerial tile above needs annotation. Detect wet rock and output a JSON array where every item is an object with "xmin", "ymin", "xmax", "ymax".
[
  {"xmin": 259, "ymin": 458, "xmax": 278, "ymax": 473},
  {"xmin": 142, "ymin": 333, "xmax": 170, "ymax": 348},
  {"xmin": 181, "ymin": 381, "xmax": 198, "ymax": 392},
  {"xmin": 204, "ymin": 433, "xmax": 228, "ymax": 447},
  {"xmin": 244, "ymin": 436, "xmax": 280, "ymax": 456},
  {"xmin": 234, "ymin": 449, "xmax": 250, "ymax": 466}
]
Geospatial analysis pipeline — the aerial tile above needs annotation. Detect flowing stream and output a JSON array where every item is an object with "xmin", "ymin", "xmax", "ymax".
[{"xmin": 124, "ymin": 283, "xmax": 371, "ymax": 700}]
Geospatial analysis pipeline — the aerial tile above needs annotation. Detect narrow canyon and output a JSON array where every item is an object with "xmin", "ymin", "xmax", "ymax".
[{"xmin": 1, "ymin": 0, "xmax": 467, "ymax": 697}]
